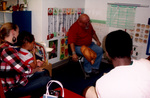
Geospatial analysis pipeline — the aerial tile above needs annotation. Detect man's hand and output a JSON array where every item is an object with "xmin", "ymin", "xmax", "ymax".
[
  {"xmin": 97, "ymin": 41, "xmax": 101, "ymax": 46},
  {"xmin": 92, "ymin": 33, "xmax": 101, "ymax": 46},
  {"xmin": 72, "ymin": 54, "xmax": 78, "ymax": 62}
]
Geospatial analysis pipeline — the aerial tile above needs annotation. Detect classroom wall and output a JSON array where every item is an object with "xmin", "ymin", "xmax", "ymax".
[
  {"xmin": 28, "ymin": 0, "xmax": 85, "ymax": 42},
  {"xmin": 85, "ymin": 0, "xmax": 150, "ymax": 23},
  {"xmin": 27, "ymin": 0, "xmax": 150, "ymax": 64},
  {"xmin": 28, "ymin": 0, "xmax": 43, "ymax": 43},
  {"xmin": 84, "ymin": 0, "xmax": 150, "ymax": 59},
  {"xmin": 28, "ymin": 0, "xmax": 85, "ymax": 64}
]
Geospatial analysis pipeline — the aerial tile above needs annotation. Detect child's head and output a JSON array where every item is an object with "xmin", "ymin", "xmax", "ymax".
[
  {"xmin": 105, "ymin": 30, "xmax": 132, "ymax": 59},
  {"xmin": 17, "ymin": 31, "xmax": 35, "ymax": 51}
]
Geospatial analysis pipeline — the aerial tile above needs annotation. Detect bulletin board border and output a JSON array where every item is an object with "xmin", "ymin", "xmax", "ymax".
[
  {"xmin": 146, "ymin": 30, "xmax": 150, "ymax": 55},
  {"xmin": 91, "ymin": 19, "xmax": 106, "ymax": 24}
]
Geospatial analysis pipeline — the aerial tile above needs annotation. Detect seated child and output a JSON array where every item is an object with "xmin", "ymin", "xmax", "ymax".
[{"xmin": 17, "ymin": 31, "xmax": 49, "ymax": 78}]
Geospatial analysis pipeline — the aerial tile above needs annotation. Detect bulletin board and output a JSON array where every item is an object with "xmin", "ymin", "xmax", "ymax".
[
  {"xmin": 127, "ymin": 23, "xmax": 150, "ymax": 44},
  {"xmin": 126, "ymin": 23, "xmax": 150, "ymax": 59},
  {"xmin": 107, "ymin": 4, "xmax": 136, "ymax": 29}
]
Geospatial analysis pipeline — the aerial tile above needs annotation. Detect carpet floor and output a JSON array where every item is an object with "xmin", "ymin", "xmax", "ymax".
[{"xmin": 52, "ymin": 59, "xmax": 114, "ymax": 96}]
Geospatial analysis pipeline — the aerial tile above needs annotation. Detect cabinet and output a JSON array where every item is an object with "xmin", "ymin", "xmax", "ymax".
[
  {"xmin": 0, "ymin": 11, "xmax": 31, "ymax": 33},
  {"xmin": 12, "ymin": 11, "xmax": 32, "ymax": 33}
]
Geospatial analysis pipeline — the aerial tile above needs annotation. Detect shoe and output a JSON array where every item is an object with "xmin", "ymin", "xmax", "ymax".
[{"xmin": 92, "ymin": 69, "xmax": 99, "ymax": 75}]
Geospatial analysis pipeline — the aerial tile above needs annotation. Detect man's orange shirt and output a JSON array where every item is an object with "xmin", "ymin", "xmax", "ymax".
[{"xmin": 68, "ymin": 21, "xmax": 95, "ymax": 46}]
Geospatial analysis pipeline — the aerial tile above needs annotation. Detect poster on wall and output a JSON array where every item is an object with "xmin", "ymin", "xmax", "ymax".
[
  {"xmin": 126, "ymin": 23, "xmax": 150, "ymax": 59},
  {"xmin": 107, "ymin": 4, "xmax": 136, "ymax": 29},
  {"xmin": 47, "ymin": 7, "xmax": 84, "ymax": 40},
  {"xmin": 127, "ymin": 23, "xmax": 150, "ymax": 44},
  {"xmin": 48, "ymin": 8, "xmax": 53, "ymax": 34},
  {"xmin": 48, "ymin": 40, "xmax": 58, "ymax": 59},
  {"xmin": 60, "ymin": 38, "xmax": 69, "ymax": 60},
  {"xmin": 53, "ymin": 8, "xmax": 58, "ymax": 37}
]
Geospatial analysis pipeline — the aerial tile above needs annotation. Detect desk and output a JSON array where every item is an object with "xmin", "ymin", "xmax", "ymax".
[{"xmin": 55, "ymin": 87, "xmax": 84, "ymax": 98}]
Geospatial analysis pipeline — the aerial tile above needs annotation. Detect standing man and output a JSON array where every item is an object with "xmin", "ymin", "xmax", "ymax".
[{"xmin": 68, "ymin": 14, "xmax": 103, "ymax": 76}]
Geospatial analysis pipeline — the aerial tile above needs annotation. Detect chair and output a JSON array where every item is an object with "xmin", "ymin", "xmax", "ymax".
[
  {"xmin": 0, "ymin": 79, "xmax": 5, "ymax": 98},
  {"xmin": 35, "ymin": 42, "xmax": 52, "ymax": 77},
  {"xmin": 68, "ymin": 44, "xmax": 88, "ymax": 79}
]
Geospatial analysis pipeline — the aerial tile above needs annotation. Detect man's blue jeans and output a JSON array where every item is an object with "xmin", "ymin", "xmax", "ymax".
[{"xmin": 75, "ymin": 42, "xmax": 103, "ymax": 73}]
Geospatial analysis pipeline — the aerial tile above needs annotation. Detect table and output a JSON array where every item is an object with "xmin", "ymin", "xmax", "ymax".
[{"xmin": 55, "ymin": 87, "xmax": 84, "ymax": 98}]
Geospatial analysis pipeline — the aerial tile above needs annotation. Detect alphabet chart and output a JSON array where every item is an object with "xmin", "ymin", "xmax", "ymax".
[
  {"xmin": 107, "ymin": 4, "xmax": 136, "ymax": 29},
  {"xmin": 48, "ymin": 8, "xmax": 84, "ymax": 60},
  {"xmin": 47, "ymin": 8, "xmax": 84, "ymax": 40}
]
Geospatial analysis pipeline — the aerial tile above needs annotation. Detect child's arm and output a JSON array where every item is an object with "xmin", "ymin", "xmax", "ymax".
[
  {"xmin": 32, "ymin": 67, "xmax": 44, "ymax": 73},
  {"xmin": 30, "ymin": 47, "xmax": 37, "ymax": 69}
]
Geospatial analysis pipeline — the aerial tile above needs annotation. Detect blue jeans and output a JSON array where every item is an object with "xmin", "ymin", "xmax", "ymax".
[
  {"xmin": 5, "ymin": 69, "xmax": 51, "ymax": 97},
  {"xmin": 75, "ymin": 42, "xmax": 103, "ymax": 73}
]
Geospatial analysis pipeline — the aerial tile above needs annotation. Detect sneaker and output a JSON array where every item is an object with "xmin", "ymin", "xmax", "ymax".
[{"xmin": 92, "ymin": 69, "xmax": 99, "ymax": 75}]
